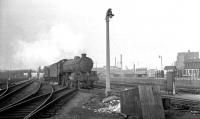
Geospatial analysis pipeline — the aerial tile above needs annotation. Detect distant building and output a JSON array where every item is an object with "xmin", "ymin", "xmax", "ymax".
[
  {"xmin": 135, "ymin": 68, "xmax": 147, "ymax": 74},
  {"xmin": 94, "ymin": 67, "xmax": 157, "ymax": 78},
  {"xmin": 147, "ymin": 69, "xmax": 157, "ymax": 77},
  {"xmin": 93, "ymin": 66, "xmax": 135, "ymax": 78},
  {"xmin": 183, "ymin": 59, "xmax": 200, "ymax": 77},
  {"xmin": 175, "ymin": 50, "xmax": 199, "ymax": 70},
  {"xmin": 164, "ymin": 66, "xmax": 176, "ymax": 71},
  {"xmin": 135, "ymin": 68, "xmax": 148, "ymax": 77},
  {"xmin": 175, "ymin": 50, "xmax": 200, "ymax": 77},
  {"xmin": 135, "ymin": 68, "xmax": 158, "ymax": 77}
]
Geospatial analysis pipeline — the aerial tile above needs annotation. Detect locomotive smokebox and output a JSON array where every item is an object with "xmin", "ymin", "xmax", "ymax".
[{"xmin": 79, "ymin": 53, "xmax": 93, "ymax": 72}]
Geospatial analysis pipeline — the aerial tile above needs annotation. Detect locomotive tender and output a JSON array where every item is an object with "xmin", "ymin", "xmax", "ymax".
[{"xmin": 43, "ymin": 53, "xmax": 98, "ymax": 88}]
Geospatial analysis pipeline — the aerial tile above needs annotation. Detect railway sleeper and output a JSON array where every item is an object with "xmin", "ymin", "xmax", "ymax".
[
  {"xmin": 172, "ymin": 103, "xmax": 195, "ymax": 111},
  {"xmin": 15, "ymin": 109, "xmax": 33, "ymax": 113},
  {"xmin": 14, "ymin": 108, "xmax": 35, "ymax": 111},
  {"xmin": 0, "ymin": 115, "xmax": 25, "ymax": 119},
  {"xmin": 35, "ymin": 113, "xmax": 52, "ymax": 118},
  {"xmin": 41, "ymin": 112, "xmax": 57, "ymax": 116}
]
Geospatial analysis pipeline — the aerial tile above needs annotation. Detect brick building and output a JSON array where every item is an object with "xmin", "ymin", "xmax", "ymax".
[
  {"xmin": 175, "ymin": 50, "xmax": 199, "ymax": 70},
  {"xmin": 175, "ymin": 50, "xmax": 200, "ymax": 77},
  {"xmin": 183, "ymin": 59, "xmax": 200, "ymax": 77}
]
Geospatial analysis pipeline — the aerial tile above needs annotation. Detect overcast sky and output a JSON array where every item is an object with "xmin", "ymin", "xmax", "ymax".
[{"xmin": 1, "ymin": 0, "xmax": 200, "ymax": 70}]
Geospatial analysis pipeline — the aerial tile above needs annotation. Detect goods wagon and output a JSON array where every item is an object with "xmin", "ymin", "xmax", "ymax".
[{"xmin": 44, "ymin": 54, "xmax": 98, "ymax": 88}]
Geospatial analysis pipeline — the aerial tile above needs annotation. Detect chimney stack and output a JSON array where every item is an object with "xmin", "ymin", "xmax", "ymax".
[
  {"xmin": 81, "ymin": 53, "xmax": 86, "ymax": 57},
  {"xmin": 120, "ymin": 54, "xmax": 122, "ymax": 69}
]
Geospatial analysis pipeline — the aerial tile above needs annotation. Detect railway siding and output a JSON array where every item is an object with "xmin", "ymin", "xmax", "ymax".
[
  {"xmin": 26, "ymin": 88, "xmax": 78, "ymax": 119},
  {"xmin": 0, "ymin": 84, "xmax": 54, "ymax": 119},
  {"xmin": 96, "ymin": 80, "xmax": 200, "ymax": 113},
  {"xmin": 0, "ymin": 81, "xmax": 33, "ymax": 108}
]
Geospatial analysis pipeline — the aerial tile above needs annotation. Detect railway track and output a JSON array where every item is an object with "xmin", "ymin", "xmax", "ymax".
[
  {"xmin": 0, "ymin": 84, "xmax": 77, "ymax": 119},
  {"xmin": 0, "ymin": 84, "xmax": 54, "ymax": 119},
  {"xmin": 26, "ymin": 88, "xmax": 77, "ymax": 119},
  {"xmin": 162, "ymin": 95, "xmax": 200, "ymax": 111},
  {"xmin": 0, "ymin": 81, "xmax": 41, "ymax": 112},
  {"xmin": 0, "ymin": 80, "xmax": 35, "ymax": 108},
  {"xmin": 96, "ymin": 80, "xmax": 200, "ymax": 94},
  {"xmin": 0, "ymin": 80, "xmax": 31, "ymax": 97},
  {"xmin": 0, "ymin": 81, "xmax": 8, "ymax": 97},
  {"xmin": 24, "ymin": 82, "xmax": 52, "ymax": 101},
  {"xmin": 176, "ymin": 88, "xmax": 200, "ymax": 94},
  {"xmin": 96, "ymin": 81, "xmax": 200, "ymax": 111},
  {"xmin": 0, "ymin": 79, "xmax": 31, "ymax": 89},
  {"xmin": 35, "ymin": 82, "xmax": 53, "ymax": 96},
  {"xmin": 0, "ymin": 81, "xmax": 54, "ymax": 113}
]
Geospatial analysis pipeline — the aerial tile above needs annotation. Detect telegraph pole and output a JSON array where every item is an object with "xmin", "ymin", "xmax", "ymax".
[{"xmin": 105, "ymin": 8, "xmax": 114, "ymax": 96}]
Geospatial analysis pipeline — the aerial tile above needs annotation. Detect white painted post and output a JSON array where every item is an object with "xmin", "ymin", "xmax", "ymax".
[
  {"xmin": 172, "ymin": 70, "xmax": 175, "ymax": 95},
  {"xmin": 172, "ymin": 81, "xmax": 175, "ymax": 95}
]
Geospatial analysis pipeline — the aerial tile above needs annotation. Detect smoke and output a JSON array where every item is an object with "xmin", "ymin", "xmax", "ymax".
[
  {"xmin": 0, "ymin": 0, "xmax": 95, "ymax": 69},
  {"xmin": 0, "ymin": 0, "xmax": 104, "ymax": 69},
  {"xmin": 14, "ymin": 23, "xmax": 84, "ymax": 69}
]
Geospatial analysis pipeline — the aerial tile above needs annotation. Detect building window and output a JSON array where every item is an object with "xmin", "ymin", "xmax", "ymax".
[
  {"xmin": 189, "ymin": 70, "xmax": 192, "ymax": 75},
  {"xmin": 184, "ymin": 70, "xmax": 186, "ymax": 75}
]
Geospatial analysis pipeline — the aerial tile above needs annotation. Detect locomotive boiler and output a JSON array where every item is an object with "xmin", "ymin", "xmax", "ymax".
[
  {"xmin": 43, "ymin": 53, "xmax": 98, "ymax": 88},
  {"xmin": 63, "ymin": 53, "xmax": 93, "ymax": 73}
]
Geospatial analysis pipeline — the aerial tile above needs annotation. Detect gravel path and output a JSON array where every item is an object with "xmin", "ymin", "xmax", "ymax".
[{"xmin": 49, "ymin": 91, "xmax": 92, "ymax": 119}]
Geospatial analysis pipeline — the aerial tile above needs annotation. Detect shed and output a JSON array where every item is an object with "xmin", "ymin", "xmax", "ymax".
[{"xmin": 120, "ymin": 85, "xmax": 165, "ymax": 119}]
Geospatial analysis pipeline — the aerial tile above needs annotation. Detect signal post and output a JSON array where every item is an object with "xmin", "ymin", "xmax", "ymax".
[{"xmin": 105, "ymin": 8, "xmax": 114, "ymax": 96}]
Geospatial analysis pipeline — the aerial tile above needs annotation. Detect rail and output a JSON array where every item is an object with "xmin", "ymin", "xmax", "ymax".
[
  {"xmin": 25, "ymin": 88, "xmax": 77, "ymax": 119},
  {"xmin": 162, "ymin": 95, "xmax": 200, "ymax": 111},
  {"xmin": 0, "ymin": 80, "xmax": 8, "ymax": 97},
  {"xmin": 0, "ymin": 81, "xmax": 41, "ymax": 112},
  {"xmin": 0, "ymin": 81, "xmax": 33, "ymax": 109},
  {"xmin": 24, "ymin": 84, "xmax": 54, "ymax": 118},
  {"xmin": 0, "ymin": 84, "xmax": 54, "ymax": 119},
  {"xmin": 0, "ymin": 79, "xmax": 32, "ymax": 98}
]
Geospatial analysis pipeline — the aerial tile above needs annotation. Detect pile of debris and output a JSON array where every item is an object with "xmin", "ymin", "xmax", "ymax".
[
  {"xmin": 82, "ymin": 94, "xmax": 121, "ymax": 114},
  {"xmin": 97, "ymin": 95, "xmax": 120, "ymax": 113}
]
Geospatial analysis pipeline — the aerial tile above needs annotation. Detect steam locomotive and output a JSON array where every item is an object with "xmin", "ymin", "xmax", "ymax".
[{"xmin": 43, "ymin": 53, "xmax": 99, "ymax": 88}]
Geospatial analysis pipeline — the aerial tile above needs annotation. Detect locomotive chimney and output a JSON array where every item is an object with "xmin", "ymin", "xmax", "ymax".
[{"xmin": 81, "ymin": 53, "xmax": 86, "ymax": 57}]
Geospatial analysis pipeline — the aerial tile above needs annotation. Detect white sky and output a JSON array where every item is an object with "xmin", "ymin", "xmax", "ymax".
[{"xmin": 1, "ymin": 0, "xmax": 200, "ymax": 69}]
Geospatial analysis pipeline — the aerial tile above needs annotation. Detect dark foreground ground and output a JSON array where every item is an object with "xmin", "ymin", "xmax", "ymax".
[{"xmin": 49, "ymin": 87, "xmax": 200, "ymax": 119}]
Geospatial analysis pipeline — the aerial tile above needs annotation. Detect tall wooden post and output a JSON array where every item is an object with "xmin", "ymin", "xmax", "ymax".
[{"xmin": 105, "ymin": 8, "xmax": 114, "ymax": 96}]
